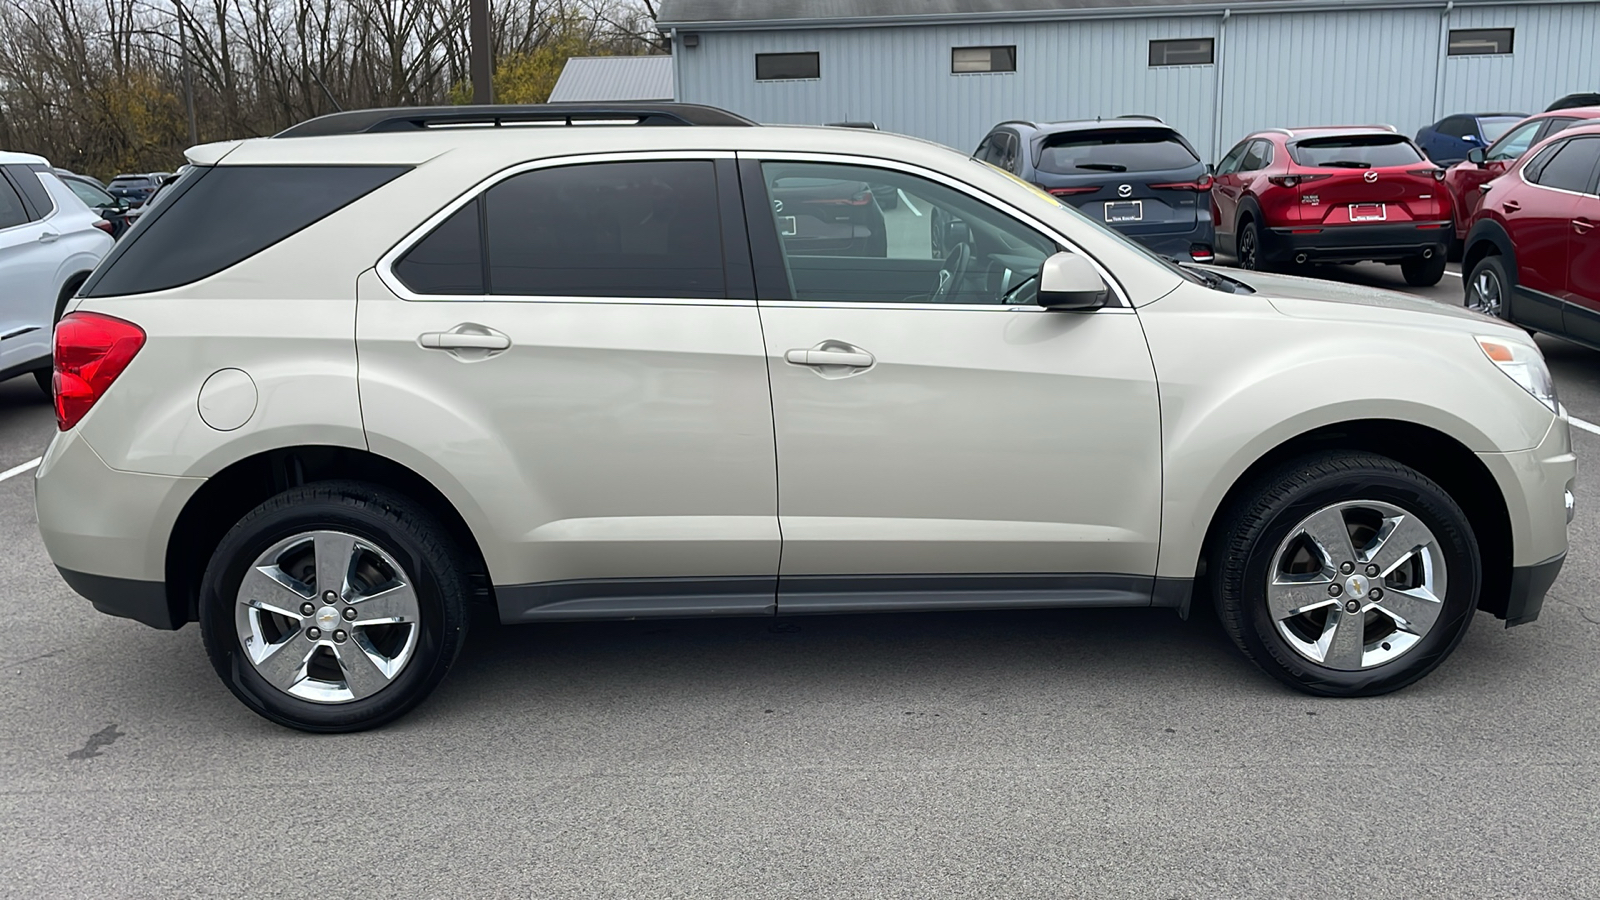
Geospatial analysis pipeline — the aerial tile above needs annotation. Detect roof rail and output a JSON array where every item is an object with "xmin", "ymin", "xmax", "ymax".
[
  {"xmin": 1116, "ymin": 114, "xmax": 1164, "ymax": 123},
  {"xmin": 275, "ymin": 103, "xmax": 756, "ymax": 138},
  {"xmin": 1262, "ymin": 127, "xmax": 1295, "ymax": 137},
  {"xmin": 994, "ymin": 119, "xmax": 1037, "ymax": 130},
  {"xmin": 826, "ymin": 121, "xmax": 879, "ymax": 129}
]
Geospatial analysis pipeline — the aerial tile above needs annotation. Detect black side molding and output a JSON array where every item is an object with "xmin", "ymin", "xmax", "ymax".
[
  {"xmin": 58, "ymin": 568, "xmax": 183, "ymax": 630},
  {"xmin": 497, "ymin": 576, "xmax": 776, "ymax": 623},
  {"xmin": 1503, "ymin": 552, "xmax": 1565, "ymax": 628}
]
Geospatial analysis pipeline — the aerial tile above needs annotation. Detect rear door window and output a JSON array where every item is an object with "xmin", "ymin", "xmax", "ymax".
[
  {"xmin": 1037, "ymin": 128, "xmax": 1199, "ymax": 175},
  {"xmin": 83, "ymin": 165, "xmax": 407, "ymax": 297},
  {"xmin": 1290, "ymin": 136, "xmax": 1423, "ymax": 168},
  {"xmin": 0, "ymin": 176, "xmax": 29, "ymax": 229},
  {"xmin": 1527, "ymin": 138, "xmax": 1600, "ymax": 193},
  {"xmin": 483, "ymin": 160, "xmax": 725, "ymax": 299}
]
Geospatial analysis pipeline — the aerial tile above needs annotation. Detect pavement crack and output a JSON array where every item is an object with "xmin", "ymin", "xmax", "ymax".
[
  {"xmin": 66, "ymin": 724, "xmax": 124, "ymax": 761},
  {"xmin": 7, "ymin": 648, "xmax": 63, "ymax": 667}
]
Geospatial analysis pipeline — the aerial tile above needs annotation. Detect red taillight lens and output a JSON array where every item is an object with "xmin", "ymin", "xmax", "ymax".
[
  {"xmin": 1408, "ymin": 167, "xmax": 1448, "ymax": 182},
  {"xmin": 1048, "ymin": 186, "xmax": 1102, "ymax": 197},
  {"xmin": 52, "ymin": 312, "xmax": 145, "ymax": 431},
  {"xmin": 1269, "ymin": 173, "xmax": 1331, "ymax": 188},
  {"xmin": 1151, "ymin": 175, "xmax": 1214, "ymax": 191}
]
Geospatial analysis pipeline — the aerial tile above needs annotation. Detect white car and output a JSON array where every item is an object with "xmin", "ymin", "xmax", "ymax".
[
  {"xmin": 33, "ymin": 105, "xmax": 1575, "ymax": 732},
  {"xmin": 0, "ymin": 151, "xmax": 114, "ymax": 393}
]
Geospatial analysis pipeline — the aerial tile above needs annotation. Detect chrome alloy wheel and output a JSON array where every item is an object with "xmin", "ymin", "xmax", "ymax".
[
  {"xmin": 234, "ymin": 530, "xmax": 421, "ymax": 703},
  {"xmin": 1468, "ymin": 266, "xmax": 1503, "ymax": 318},
  {"xmin": 1266, "ymin": 500, "xmax": 1447, "ymax": 671}
]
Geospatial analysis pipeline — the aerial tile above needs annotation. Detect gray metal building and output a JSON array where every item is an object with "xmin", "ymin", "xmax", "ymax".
[{"xmin": 656, "ymin": 0, "xmax": 1600, "ymax": 160}]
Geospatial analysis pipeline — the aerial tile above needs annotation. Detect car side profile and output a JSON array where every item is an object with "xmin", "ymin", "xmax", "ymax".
[
  {"xmin": 974, "ymin": 117, "xmax": 1215, "ymax": 262},
  {"xmin": 1415, "ymin": 113, "xmax": 1527, "ymax": 166},
  {"xmin": 1462, "ymin": 121, "xmax": 1600, "ymax": 345},
  {"xmin": 1443, "ymin": 107, "xmax": 1600, "ymax": 247},
  {"xmin": 0, "ymin": 151, "xmax": 114, "ymax": 393},
  {"xmin": 35, "ymin": 104, "xmax": 1573, "ymax": 732},
  {"xmin": 1212, "ymin": 126, "xmax": 1453, "ymax": 285}
]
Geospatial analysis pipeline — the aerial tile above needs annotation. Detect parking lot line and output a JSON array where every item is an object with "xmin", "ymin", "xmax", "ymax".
[
  {"xmin": 1570, "ymin": 416, "xmax": 1600, "ymax": 437},
  {"xmin": 0, "ymin": 457, "xmax": 41, "ymax": 483}
]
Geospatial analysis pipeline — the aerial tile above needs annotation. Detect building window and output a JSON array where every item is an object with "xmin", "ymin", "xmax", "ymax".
[
  {"xmin": 756, "ymin": 52, "xmax": 820, "ymax": 81},
  {"xmin": 1149, "ymin": 38, "xmax": 1214, "ymax": 67},
  {"xmin": 1448, "ymin": 28, "xmax": 1513, "ymax": 56},
  {"xmin": 952, "ymin": 46, "xmax": 1017, "ymax": 74}
]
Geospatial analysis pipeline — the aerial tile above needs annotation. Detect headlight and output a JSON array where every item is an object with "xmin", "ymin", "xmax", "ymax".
[{"xmin": 1477, "ymin": 336, "xmax": 1558, "ymax": 413}]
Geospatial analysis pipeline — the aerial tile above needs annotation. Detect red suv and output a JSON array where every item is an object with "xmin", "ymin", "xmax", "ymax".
[
  {"xmin": 1444, "ymin": 107, "xmax": 1600, "ymax": 248},
  {"xmin": 1462, "ymin": 122, "xmax": 1600, "ymax": 345},
  {"xmin": 1212, "ymin": 126, "xmax": 1452, "ymax": 285}
]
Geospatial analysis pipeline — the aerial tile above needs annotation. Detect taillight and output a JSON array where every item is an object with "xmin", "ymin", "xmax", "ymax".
[
  {"xmin": 1048, "ymin": 186, "xmax": 1102, "ymax": 197},
  {"xmin": 1267, "ymin": 174, "xmax": 1331, "ymax": 188},
  {"xmin": 93, "ymin": 220, "xmax": 114, "ymax": 234},
  {"xmin": 1151, "ymin": 175, "xmax": 1214, "ymax": 191},
  {"xmin": 52, "ymin": 312, "xmax": 145, "ymax": 431},
  {"xmin": 1409, "ymin": 167, "xmax": 1448, "ymax": 182}
]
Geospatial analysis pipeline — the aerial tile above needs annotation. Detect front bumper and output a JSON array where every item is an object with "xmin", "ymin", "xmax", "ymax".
[
  {"xmin": 1505, "ymin": 552, "xmax": 1565, "ymax": 628},
  {"xmin": 1266, "ymin": 222, "xmax": 1450, "ymax": 264},
  {"xmin": 1476, "ymin": 415, "xmax": 1576, "ymax": 627}
]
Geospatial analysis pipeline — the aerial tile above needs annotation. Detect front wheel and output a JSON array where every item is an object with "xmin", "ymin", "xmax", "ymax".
[
  {"xmin": 1211, "ymin": 452, "xmax": 1480, "ymax": 696},
  {"xmin": 199, "ymin": 481, "xmax": 471, "ymax": 732},
  {"xmin": 1465, "ymin": 254, "xmax": 1512, "ymax": 320},
  {"xmin": 1402, "ymin": 252, "xmax": 1447, "ymax": 287}
]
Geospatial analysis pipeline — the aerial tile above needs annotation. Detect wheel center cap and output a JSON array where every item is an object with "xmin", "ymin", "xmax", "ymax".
[
  {"xmin": 1345, "ymin": 574, "xmax": 1368, "ymax": 599},
  {"xmin": 315, "ymin": 605, "xmax": 340, "ymax": 630}
]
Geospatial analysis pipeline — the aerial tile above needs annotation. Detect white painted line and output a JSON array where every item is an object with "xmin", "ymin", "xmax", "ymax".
[
  {"xmin": 0, "ymin": 457, "xmax": 41, "ymax": 483},
  {"xmin": 1444, "ymin": 269, "xmax": 1462, "ymax": 278},
  {"xmin": 1569, "ymin": 416, "xmax": 1600, "ymax": 437}
]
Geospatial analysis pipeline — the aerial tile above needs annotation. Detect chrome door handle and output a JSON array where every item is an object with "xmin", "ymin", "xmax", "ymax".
[
  {"xmin": 37, "ymin": 231, "xmax": 59, "ymax": 243},
  {"xmin": 1575, "ymin": 218, "xmax": 1596, "ymax": 235},
  {"xmin": 420, "ymin": 331, "xmax": 511, "ymax": 350},
  {"xmin": 785, "ymin": 348, "xmax": 873, "ymax": 367}
]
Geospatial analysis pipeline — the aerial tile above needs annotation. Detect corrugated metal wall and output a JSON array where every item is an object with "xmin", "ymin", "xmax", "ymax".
[{"xmin": 673, "ymin": 2, "xmax": 1600, "ymax": 164}]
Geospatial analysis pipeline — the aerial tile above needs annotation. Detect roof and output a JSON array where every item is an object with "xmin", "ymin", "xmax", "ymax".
[
  {"xmin": 0, "ymin": 150, "xmax": 48, "ymax": 166},
  {"xmin": 548, "ymin": 56, "xmax": 674, "ymax": 103},
  {"xmin": 657, "ymin": 0, "xmax": 1521, "ymax": 29}
]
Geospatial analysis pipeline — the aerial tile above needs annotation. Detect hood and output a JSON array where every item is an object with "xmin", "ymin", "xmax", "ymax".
[{"xmin": 1217, "ymin": 267, "xmax": 1523, "ymax": 334}]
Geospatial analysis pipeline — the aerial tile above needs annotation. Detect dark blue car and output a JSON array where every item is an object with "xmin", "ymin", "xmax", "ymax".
[
  {"xmin": 1415, "ymin": 113, "xmax": 1527, "ymax": 166},
  {"xmin": 974, "ymin": 117, "xmax": 1215, "ymax": 262}
]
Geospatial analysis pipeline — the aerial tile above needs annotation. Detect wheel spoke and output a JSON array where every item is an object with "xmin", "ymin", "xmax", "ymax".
[
  {"xmin": 1267, "ymin": 576, "xmax": 1338, "ymax": 621},
  {"xmin": 1317, "ymin": 608, "xmax": 1367, "ymax": 669},
  {"xmin": 1297, "ymin": 506, "xmax": 1358, "ymax": 570},
  {"xmin": 1374, "ymin": 586, "xmax": 1443, "ymax": 635},
  {"xmin": 1361, "ymin": 514, "xmax": 1434, "ymax": 577},
  {"xmin": 313, "ymin": 532, "xmax": 359, "ymax": 600},
  {"xmin": 252, "ymin": 634, "xmax": 315, "ymax": 691},
  {"xmin": 334, "ymin": 634, "xmax": 394, "ymax": 699},
  {"xmin": 349, "ymin": 581, "xmax": 419, "ymax": 626},
  {"xmin": 239, "ymin": 566, "xmax": 310, "ymax": 620}
]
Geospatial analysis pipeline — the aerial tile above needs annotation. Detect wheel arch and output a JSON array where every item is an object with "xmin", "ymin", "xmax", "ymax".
[
  {"xmin": 1189, "ymin": 419, "xmax": 1514, "ymax": 621},
  {"xmin": 1462, "ymin": 218, "xmax": 1515, "ymax": 281},
  {"xmin": 164, "ymin": 445, "xmax": 494, "ymax": 626}
]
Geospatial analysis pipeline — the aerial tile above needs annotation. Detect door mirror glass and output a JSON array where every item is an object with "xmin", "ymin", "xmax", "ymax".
[
  {"xmin": 1466, "ymin": 147, "xmax": 1487, "ymax": 165},
  {"xmin": 1037, "ymin": 252, "xmax": 1109, "ymax": 310}
]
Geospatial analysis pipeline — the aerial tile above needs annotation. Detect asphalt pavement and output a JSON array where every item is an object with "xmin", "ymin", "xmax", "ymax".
[{"xmin": 2, "ymin": 265, "xmax": 1598, "ymax": 898}]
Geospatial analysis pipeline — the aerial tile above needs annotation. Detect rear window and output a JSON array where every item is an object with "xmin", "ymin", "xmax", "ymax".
[
  {"xmin": 1036, "ymin": 128, "xmax": 1199, "ymax": 175},
  {"xmin": 84, "ymin": 165, "xmax": 407, "ymax": 297},
  {"xmin": 1289, "ymin": 135, "xmax": 1424, "ymax": 168},
  {"xmin": 109, "ymin": 177, "xmax": 151, "ymax": 187}
]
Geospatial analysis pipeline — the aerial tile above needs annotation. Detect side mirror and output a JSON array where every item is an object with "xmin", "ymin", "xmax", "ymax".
[
  {"xmin": 1467, "ymin": 147, "xmax": 1487, "ymax": 166},
  {"xmin": 1206, "ymin": 163, "xmax": 1216, "ymax": 175},
  {"xmin": 1037, "ymin": 252, "xmax": 1109, "ymax": 310}
]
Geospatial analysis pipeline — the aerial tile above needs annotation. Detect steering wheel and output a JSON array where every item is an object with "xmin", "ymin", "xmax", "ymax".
[{"xmin": 931, "ymin": 241, "xmax": 972, "ymax": 303}]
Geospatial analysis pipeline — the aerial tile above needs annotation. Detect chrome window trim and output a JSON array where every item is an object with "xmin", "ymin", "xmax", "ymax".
[
  {"xmin": 737, "ymin": 149, "xmax": 1133, "ymax": 309},
  {"xmin": 1517, "ymin": 137, "xmax": 1600, "ymax": 198},
  {"xmin": 376, "ymin": 150, "xmax": 740, "ymax": 304}
]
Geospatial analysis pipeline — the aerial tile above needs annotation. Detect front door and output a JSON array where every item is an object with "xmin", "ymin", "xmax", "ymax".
[
  {"xmin": 741, "ymin": 156, "xmax": 1163, "ymax": 612},
  {"xmin": 0, "ymin": 168, "xmax": 54, "ymax": 375},
  {"xmin": 357, "ymin": 155, "xmax": 780, "ymax": 621}
]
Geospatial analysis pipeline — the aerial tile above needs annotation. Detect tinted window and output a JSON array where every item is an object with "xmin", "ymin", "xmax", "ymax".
[
  {"xmin": 974, "ymin": 136, "xmax": 996, "ymax": 163},
  {"xmin": 393, "ymin": 199, "xmax": 484, "ymax": 295},
  {"xmin": 756, "ymin": 52, "xmax": 819, "ymax": 80},
  {"xmin": 65, "ymin": 179, "xmax": 114, "ymax": 208},
  {"xmin": 8, "ymin": 166, "xmax": 53, "ymax": 217},
  {"xmin": 0, "ymin": 176, "xmax": 28, "ymax": 229},
  {"xmin": 759, "ymin": 161, "xmax": 1056, "ymax": 305},
  {"xmin": 1240, "ymin": 140, "xmax": 1273, "ymax": 171},
  {"xmin": 1216, "ymin": 141, "xmax": 1249, "ymax": 175},
  {"xmin": 1149, "ymin": 38, "xmax": 1214, "ymax": 66},
  {"xmin": 84, "ymin": 165, "xmax": 407, "ymax": 297},
  {"xmin": 1488, "ymin": 120, "xmax": 1545, "ymax": 161},
  {"xmin": 1543, "ymin": 117, "xmax": 1581, "ymax": 139},
  {"xmin": 109, "ymin": 177, "xmax": 151, "ymax": 188},
  {"xmin": 1436, "ymin": 117, "xmax": 1472, "ymax": 139},
  {"xmin": 1528, "ymin": 138, "xmax": 1600, "ymax": 193},
  {"xmin": 1290, "ymin": 136, "xmax": 1423, "ymax": 167},
  {"xmin": 1037, "ymin": 128, "xmax": 1199, "ymax": 174},
  {"xmin": 485, "ymin": 161, "xmax": 724, "ymax": 299},
  {"xmin": 997, "ymin": 133, "xmax": 1019, "ymax": 172},
  {"xmin": 1480, "ymin": 117, "xmax": 1523, "ymax": 143}
]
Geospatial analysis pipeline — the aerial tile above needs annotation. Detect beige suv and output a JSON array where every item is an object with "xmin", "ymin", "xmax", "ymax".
[{"xmin": 35, "ymin": 104, "xmax": 1575, "ymax": 731}]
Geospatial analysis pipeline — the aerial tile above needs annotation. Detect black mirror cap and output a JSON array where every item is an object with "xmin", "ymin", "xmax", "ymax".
[
  {"xmin": 1039, "ymin": 286, "xmax": 1109, "ymax": 310},
  {"xmin": 1467, "ymin": 147, "xmax": 1488, "ymax": 166}
]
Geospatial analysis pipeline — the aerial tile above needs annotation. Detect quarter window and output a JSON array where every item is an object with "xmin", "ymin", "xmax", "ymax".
[
  {"xmin": 65, "ymin": 179, "xmax": 115, "ymax": 208},
  {"xmin": 1149, "ymin": 38, "xmax": 1214, "ymax": 67},
  {"xmin": 1240, "ymin": 140, "xmax": 1273, "ymax": 172},
  {"xmin": 1526, "ymin": 138, "xmax": 1600, "ymax": 194},
  {"xmin": 394, "ymin": 200, "xmax": 485, "ymax": 295},
  {"xmin": 758, "ymin": 161, "xmax": 1056, "ymax": 305},
  {"xmin": 952, "ymin": 46, "xmax": 1017, "ymax": 74},
  {"xmin": 484, "ymin": 160, "xmax": 725, "ymax": 299},
  {"xmin": 756, "ymin": 52, "xmax": 820, "ymax": 81},
  {"xmin": 1448, "ymin": 28, "xmax": 1513, "ymax": 56}
]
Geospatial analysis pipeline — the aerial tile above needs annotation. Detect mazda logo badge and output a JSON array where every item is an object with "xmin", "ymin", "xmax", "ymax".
[
  {"xmin": 1364, "ymin": 171, "xmax": 1378, "ymax": 183},
  {"xmin": 1118, "ymin": 184, "xmax": 1133, "ymax": 198}
]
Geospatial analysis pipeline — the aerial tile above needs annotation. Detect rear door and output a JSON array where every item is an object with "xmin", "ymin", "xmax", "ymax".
[
  {"xmin": 1501, "ymin": 138, "xmax": 1587, "ymax": 328},
  {"xmin": 357, "ymin": 154, "xmax": 781, "ymax": 621},
  {"xmin": 1542, "ymin": 137, "xmax": 1600, "ymax": 342},
  {"xmin": 1287, "ymin": 135, "xmax": 1446, "ymax": 227},
  {"xmin": 1033, "ymin": 127, "xmax": 1206, "ymax": 239},
  {"xmin": 0, "ymin": 167, "xmax": 56, "ymax": 375},
  {"xmin": 740, "ymin": 154, "xmax": 1163, "ymax": 611}
]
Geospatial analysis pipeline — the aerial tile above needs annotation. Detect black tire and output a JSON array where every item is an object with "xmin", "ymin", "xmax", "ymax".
[
  {"xmin": 199, "ymin": 481, "xmax": 471, "ymax": 732},
  {"xmin": 1210, "ymin": 452, "xmax": 1480, "ymax": 697},
  {"xmin": 1236, "ymin": 218, "xmax": 1264, "ymax": 271},
  {"xmin": 1402, "ymin": 252, "xmax": 1447, "ymax": 287},
  {"xmin": 33, "ymin": 368, "xmax": 51, "ymax": 398},
  {"xmin": 1465, "ymin": 254, "xmax": 1513, "ymax": 321}
]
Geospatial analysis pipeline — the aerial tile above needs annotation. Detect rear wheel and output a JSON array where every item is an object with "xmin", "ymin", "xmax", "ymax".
[
  {"xmin": 1402, "ymin": 252, "xmax": 1447, "ymax": 287},
  {"xmin": 199, "ymin": 481, "xmax": 471, "ymax": 732},
  {"xmin": 1237, "ymin": 219, "xmax": 1264, "ymax": 271},
  {"xmin": 1211, "ymin": 452, "xmax": 1480, "ymax": 696}
]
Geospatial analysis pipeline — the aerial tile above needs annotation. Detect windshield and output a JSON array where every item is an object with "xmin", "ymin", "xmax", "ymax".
[
  {"xmin": 1289, "ymin": 135, "xmax": 1424, "ymax": 168},
  {"xmin": 1480, "ymin": 117, "xmax": 1524, "ymax": 143},
  {"xmin": 1036, "ymin": 128, "xmax": 1199, "ymax": 175}
]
